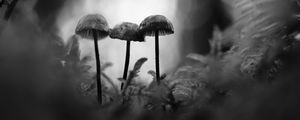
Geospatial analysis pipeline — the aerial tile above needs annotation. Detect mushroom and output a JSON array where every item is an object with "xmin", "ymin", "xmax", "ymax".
[
  {"xmin": 109, "ymin": 22, "xmax": 144, "ymax": 90},
  {"xmin": 139, "ymin": 15, "xmax": 174, "ymax": 84},
  {"xmin": 75, "ymin": 14, "xmax": 109, "ymax": 104}
]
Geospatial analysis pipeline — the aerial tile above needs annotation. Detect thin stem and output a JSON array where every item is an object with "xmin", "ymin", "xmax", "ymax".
[
  {"xmin": 93, "ymin": 30, "xmax": 102, "ymax": 105},
  {"xmin": 155, "ymin": 30, "xmax": 160, "ymax": 85},
  {"xmin": 121, "ymin": 41, "xmax": 131, "ymax": 90}
]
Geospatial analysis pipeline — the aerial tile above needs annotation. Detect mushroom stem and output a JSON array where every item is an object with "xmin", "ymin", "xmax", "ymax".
[
  {"xmin": 155, "ymin": 30, "xmax": 160, "ymax": 85},
  {"xmin": 121, "ymin": 41, "xmax": 131, "ymax": 90},
  {"xmin": 92, "ymin": 30, "xmax": 102, "ymax": 105}
]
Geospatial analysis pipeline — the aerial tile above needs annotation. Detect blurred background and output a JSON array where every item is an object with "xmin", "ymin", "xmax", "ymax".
[
  {"xmin": 0, "ymin": 0, "xmax": 232, "ymax": 84},
  {"xmin": 58, "ymin": 0, "xmax": 179, "ymax": 85},
  {"xmin": 56, "ymin": 0, "xmax": 232, "ymax": 84}
]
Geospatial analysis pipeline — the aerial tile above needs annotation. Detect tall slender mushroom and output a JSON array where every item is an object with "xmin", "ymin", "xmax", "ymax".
[
  {"xmin": 75, "ymin": 14, "xmax": 109, "ymax": 104},
  {"xmin": 139, "ymin": 15, "xmax": 174, "ymax": 84},
  {"xmin": 109, "ymin": 22, "xmax": 144, "ymax": 90}
]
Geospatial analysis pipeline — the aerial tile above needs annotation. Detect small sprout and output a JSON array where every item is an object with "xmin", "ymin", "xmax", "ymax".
[
  {"xmin": 121, "ymin": 58, "xmax": 148, "ymax": 104},
  {"xmin": 101, "ymin": 62, "xmax": 113, "ymax": 71},
  {"xmin": 160, "ymin": 74, "xmax": 167, "ymax": 80},
  {"xmin": 75, "ymin": 14, "xmax": 110, "ymax": 105},
  {"xmin": 139, "ymin": 15, "xmax": 174, "ymax": 85},
  {"xmin": 65, "ymin": 35, "xmax": 80, "ymax": 63},
  {"xmin": 110, "ymin": 22, "xmax": 144, "ymax": 90},
  {"xmin": 132, "ymin": 58, "xmax": 148, "ymax": 72},
  {"xmin": 102, "ymin": 72, "xmax": 120, "ymax": 96},
  {"xmin": 122, "ymin": 57, "xmax": 148, "ymax": 93},
  {"xmin": 147, "ymin": 70, "xmax": 156, "ymax": 78},
  {"xmin": 147, "ymin": 70, "xmax": 167, "ymax": 87},
  {"xmin": 118, "ymin": 78, "xmax": 126, "ymax": 84}
]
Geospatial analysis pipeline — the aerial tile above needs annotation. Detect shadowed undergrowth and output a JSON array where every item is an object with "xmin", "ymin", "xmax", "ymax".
[{"xmin": 1, "ymin": 0, "xmax": 300, "ymax": 120}]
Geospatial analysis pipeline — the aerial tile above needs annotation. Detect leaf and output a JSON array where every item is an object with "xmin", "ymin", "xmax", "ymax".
[
  {"xmin": 147, "ymin": 70, "xmax": 156, "ymax": 81},
  {"xmin": 132, "ymin": 57, "xmax": 148, "ymax": 73},
  {"xmin": 79, "ymin": 65, "xmax": 92, "ymax": 73},
  {"xmin": 147, "ymin": 70, "xmax": 167, "ymax": 90},
  {"xmin": 101, "ymin": 62, "xmax": 113, "ymax": 71},
  {"xmin": 84, "ymin": 81, "xmax": 96, "ymax": 93},
  {"xmin": 102, "ymin": 72, "xmax": 119, "ymax": 94},
  {"xmin": 118, "ymin": 78, "xmax": 126, "ymax": 83},
  {"xmin": 122, "ymin": 58, "xmax": 148, "ymax": 99},
  {"xmin": 160, "ymin": 74, "xmax": 167, "ymax": 81},
  {"xmin": 80, "ymin": 56, "xmax": 92, "ymax": 65},
  {"xmin": 65, "ymin": 35, "xmax": 81, "ymax": 63}
]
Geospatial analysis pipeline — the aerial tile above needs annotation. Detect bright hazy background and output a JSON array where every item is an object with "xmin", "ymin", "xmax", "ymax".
[{"xmin": 57, "ymin": 0, "xmax": 180, "ymax": 85}]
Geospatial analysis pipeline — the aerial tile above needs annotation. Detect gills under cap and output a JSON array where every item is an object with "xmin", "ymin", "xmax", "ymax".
[
  {"xmin": 75, "ymin": 14, "xmax": 110, "ymax": 40},
  {"xmin": 139, "ymin": 15, "xmax": 174, "ymax": 36}
]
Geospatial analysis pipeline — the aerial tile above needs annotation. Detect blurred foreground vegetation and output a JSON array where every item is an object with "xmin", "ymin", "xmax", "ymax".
[{"xmin": 1, "ymin": 0, "xmax": 300, "ymax": 120}]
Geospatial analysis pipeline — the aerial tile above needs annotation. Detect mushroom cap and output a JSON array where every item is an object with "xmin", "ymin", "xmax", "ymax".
[
  {"xmin": 110, "ymin": 22, "xmax": 144, "ymax": 42},
  {"xmin": 139, "ymin": 15, "xmax": 174, "ymax": 36},
  {"xmin": 75, "ymin": 14, "xmax": 109, "ymax": 40}
]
